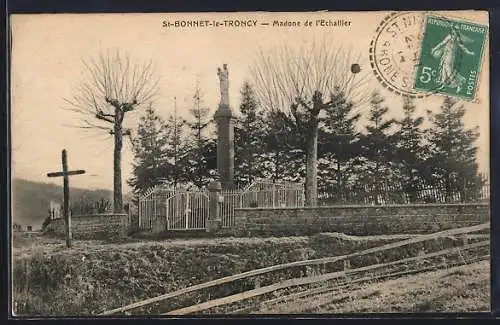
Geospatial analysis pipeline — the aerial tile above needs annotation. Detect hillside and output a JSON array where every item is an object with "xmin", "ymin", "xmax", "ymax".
[
  {"xmin": 11, "ymin": 231, "xmax": 488, "ymax": 315},
  {"xmin": 11, "ymin": 178, "xmax": 117, "ymax": 229}
]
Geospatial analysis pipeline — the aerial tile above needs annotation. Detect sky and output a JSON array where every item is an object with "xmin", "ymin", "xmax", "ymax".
[{"xmin": 10, "ymin": 11, "xmax": 490, "ymax": 193}]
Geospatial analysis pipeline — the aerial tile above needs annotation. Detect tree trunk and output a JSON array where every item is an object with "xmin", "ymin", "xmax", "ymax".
[
  {"xmin": 305, "ymin": 127, "xmax": 318, "ymax": 207},
  {"xmin": 114, "ymin": 113, "xmax": 123, "ymax": 213},
  {"xmin": 273, "ymin": 151, "xmax": 280, "ymax": 183},
  {"xmin": 337, "ymin": 160, "xmax": 342, "ymax": 203},
  {"xmin": 460, "ymin": 176, "xmax": 466, "ymax": 203},
  {"xmin": 374, "ymin": 159, "xmax": 381, "ymax": 205},
  {"xmin": 445, "ymin": 173, "xmax": 452, "ymax": 203}
]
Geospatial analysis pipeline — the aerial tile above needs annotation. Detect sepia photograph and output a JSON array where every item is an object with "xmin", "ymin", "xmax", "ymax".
[{"xmin": 10, "ymin": 11, "xmax": 490, "ymax": 316}]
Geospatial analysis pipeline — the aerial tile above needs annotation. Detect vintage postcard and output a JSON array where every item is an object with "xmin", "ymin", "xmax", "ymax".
[{"xmin": 10, "ymin": 11, "xmax": 490, "ymax": 316}]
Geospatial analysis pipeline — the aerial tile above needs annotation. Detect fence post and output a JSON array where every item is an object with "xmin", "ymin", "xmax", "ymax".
[
  {"xmin": 207, "ymin": 180, "xmax": 223, "ymax": 233},
  {"xmin": 272, "ymin": 183, "xmax": 276, "ymax": 208}
]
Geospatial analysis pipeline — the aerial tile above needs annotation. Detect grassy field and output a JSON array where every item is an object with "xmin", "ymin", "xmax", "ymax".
[
  {"xmin": 256, "ymin": 260, "xmax": 489, "ymax": 313},
  {"xmin": 11, "ymin": 230, "xmax": 490, "ymax": 316}
]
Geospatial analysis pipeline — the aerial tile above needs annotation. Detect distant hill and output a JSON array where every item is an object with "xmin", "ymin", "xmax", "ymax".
[{"xmin": 11, "ymin": 178, "xmax": 133, "ymax": 229}]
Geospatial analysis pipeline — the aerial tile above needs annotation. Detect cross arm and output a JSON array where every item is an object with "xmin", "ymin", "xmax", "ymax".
[{"xmin": 47, "ymin": 170, "xmax": 86, "ymax": 177}]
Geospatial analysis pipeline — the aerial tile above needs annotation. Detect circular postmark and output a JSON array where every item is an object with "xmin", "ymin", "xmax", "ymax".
[
  {"xmin": 369, "ymin": 12, "xmax": 429, "ymax": 98},
  {"xmin": 370, "ymin": 12, "xmax": 479, "ymax": 100}
]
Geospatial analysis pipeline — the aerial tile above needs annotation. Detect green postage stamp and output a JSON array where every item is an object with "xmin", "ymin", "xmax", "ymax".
[{"xmin": 413, "ymin": 15, "xmax": 488, "ymax": 100}]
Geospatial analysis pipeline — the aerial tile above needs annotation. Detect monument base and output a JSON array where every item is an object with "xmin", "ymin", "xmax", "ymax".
[{"xmin": 206, "ymin": 219, "xmax": 222, "ymax": 233}]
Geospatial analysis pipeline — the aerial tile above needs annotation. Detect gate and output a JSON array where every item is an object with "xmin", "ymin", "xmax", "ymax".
[
  {"xmin": 166, "ymin": 190, "xmax": 209, "ymax": 230},
  {"xmin": 138, "ymin": 180, "xmax": 304, "ymax": 231},
  {"xmin": 138, "ymin": 185, "xmax": 170, "ymax": 230}
]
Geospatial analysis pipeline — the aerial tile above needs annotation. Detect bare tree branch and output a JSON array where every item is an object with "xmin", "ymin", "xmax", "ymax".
[
  {"xmin": 250, "ymin": 40, "xmax": 371, "ymax": 117},
  {"xmin": 65, "ymin": 49, "xmax": 160, "ymax": 123},
  {"xmin": 95, "ymin": 114, "xmax": 114, "ymax": 124},
  {"xmin": 63, "ymin": 49, "xmax": 160, "ymax": 213}
]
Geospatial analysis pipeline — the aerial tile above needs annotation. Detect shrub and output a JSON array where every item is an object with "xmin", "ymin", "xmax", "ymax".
[
  {"xmin": 41, "ymin": 217, "xmax": 52, "ymax": 231},
  {"xmin": 95, "ymin": 198, "xmax": 112, "ymax": 213}
]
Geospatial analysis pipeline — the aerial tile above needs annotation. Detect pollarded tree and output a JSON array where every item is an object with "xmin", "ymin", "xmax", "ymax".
[
  {"xmin": 234, "ymin": 81, "xmax": 268, "ymax": 187},
  {"xmin": 426, "ymin": 96, "xmax": 484, "ymax": 202},
  {"xmin": 65, "ymin": 50, "xmax": 159, "ymax": 212},
  {"xmin": 128, "ymin": 104, "xmax": 169, "ymax": 196},
  {"xmin": 251, "ymin": 41, "xmax": 369, "ymax": 206}
]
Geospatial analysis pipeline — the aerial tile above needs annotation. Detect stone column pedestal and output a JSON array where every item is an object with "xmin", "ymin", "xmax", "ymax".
[
  {"xmin": 214, "ymin": 104, "xmax": 235, "ymax": 189},
  {"xmin": 207, "ymin": 180, "xmax": 223, "ymax": 232}
]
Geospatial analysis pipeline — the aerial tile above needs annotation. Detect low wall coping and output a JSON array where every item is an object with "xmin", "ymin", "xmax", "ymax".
[
  {"xmin": 235, "ymin": 202, "xmax": 489, "ymax": 211},
  {"xmin": 71, "ymin": 213, "xmax": 128, "ymax": 218}
]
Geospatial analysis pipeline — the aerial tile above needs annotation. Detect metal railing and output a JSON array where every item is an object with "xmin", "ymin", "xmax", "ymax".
[{"xmin": 137, "ymin": 181, "xmax": 305, "ymax": 231}]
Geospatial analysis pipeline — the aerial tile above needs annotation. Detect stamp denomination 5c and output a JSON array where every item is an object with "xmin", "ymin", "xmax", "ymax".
[{"xmin": 413, "ymin": 15, "xmax": 488, "ymax": 100}]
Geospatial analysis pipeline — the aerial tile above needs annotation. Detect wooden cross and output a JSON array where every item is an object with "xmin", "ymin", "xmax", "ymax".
[{"xmin": 47, "ymin": 149, "xmax": 85, "ymax": 248}]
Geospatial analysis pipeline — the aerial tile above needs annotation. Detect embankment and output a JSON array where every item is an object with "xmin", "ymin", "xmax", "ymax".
[{"xmin": 12, "ymin": 229, "xmax": 488, "ymax": 316}]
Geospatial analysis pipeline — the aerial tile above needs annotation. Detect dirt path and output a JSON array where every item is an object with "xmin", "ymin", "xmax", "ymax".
[
  {"xmin": 12, "ymin": 231, "xmax": 425, "ymax": 259},
  {"xmin": 256, "ymin": 260, "xmax": 489, "ymax": 313}
]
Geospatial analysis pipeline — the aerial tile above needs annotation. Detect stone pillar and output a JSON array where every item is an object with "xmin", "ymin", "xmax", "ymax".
[
  {"xmin": 215, "ymin": 63, "xmax": 234, "ymax": 189},
  {"xmin": 214, "ymin": 105, "xmax": 235, "ymax": 189},
  {"xmin": 119, "ymin": 213, "xmax": 129, "ymax": 237},
  {"xmin": 207, "ymin": 180, "xmax": 223, "ymax": 232}
]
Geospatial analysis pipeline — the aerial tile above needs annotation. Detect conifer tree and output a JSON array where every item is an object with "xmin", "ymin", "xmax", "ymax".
[
  {"xmin": 261, "ymin": 109, "xmax": 306, "ymax": 183},
  {"xmin": 183, "ymin": 85, "xmax": 216, "ymax": 188},
  {"xmin": 162, "ymin": 97, "xmax": 188, "ymax": 188},
  {"xmin": 358, "ymin": 90, "xmax": 399, "ymax": 203},
  {"xmin": 318, "ymin": 87, "xmax": 363, "ymax": 202},
  {"xmin": 426, "ymin": 96, "xmax": 484, "ymax": 202},
  {"xmin": 393, "ymin": 97, "xmax": 428, "ymax": 202},
  {"xmin": 128, "ymin": 104, "xmax": 169, "ymax": 195},
  {"xmin": 234, "ymin": 82, "xmax": 267, "ymax": 187}
]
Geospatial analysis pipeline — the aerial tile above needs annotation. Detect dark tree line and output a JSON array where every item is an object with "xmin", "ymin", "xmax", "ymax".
[
  {"xmin": 66, "ymin": 49, "xmax": 485, "ymax": 212},
  {"xmin": 129, "ymin": 81, "xmax": 486, "ymax": 204}
]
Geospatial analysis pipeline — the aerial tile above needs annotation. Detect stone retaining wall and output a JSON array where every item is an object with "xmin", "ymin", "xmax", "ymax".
[
  {"xmin": 44, "ymin": 213, "xmax": 129, "ymax": 240},
  {"xmin": 225, "ymin": 203, "xmax": 489, "ymax": 237}
]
